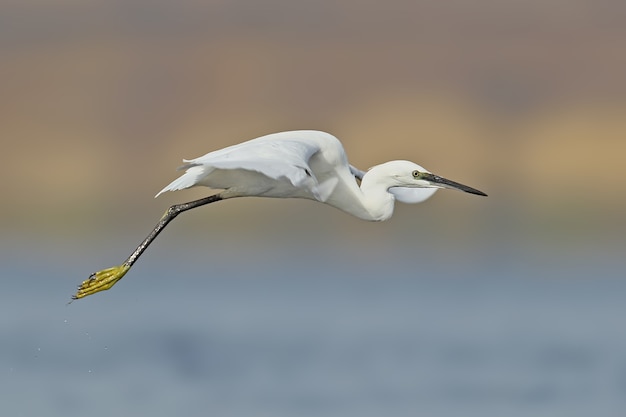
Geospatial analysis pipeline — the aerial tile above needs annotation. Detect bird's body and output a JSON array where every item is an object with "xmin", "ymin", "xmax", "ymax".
[{"xmin": 72, "ymin": 130, "xmax": 486, "ymax": 300}]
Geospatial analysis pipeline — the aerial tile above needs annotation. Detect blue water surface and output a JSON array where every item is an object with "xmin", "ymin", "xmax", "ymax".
[{"xmin": 2, "ymin": 243, "xmax": 625, "ymax": 417}]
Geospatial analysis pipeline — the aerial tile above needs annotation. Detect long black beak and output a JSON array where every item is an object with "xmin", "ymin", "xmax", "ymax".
[{"xmin": 421, "ymin": 173, "xmax": 487, "ymax": 196}]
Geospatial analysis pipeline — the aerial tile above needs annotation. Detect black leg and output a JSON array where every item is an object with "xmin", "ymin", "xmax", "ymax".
[{"xmin": 72, "ymin": 193, "xmax": 224, "ymax": 300}]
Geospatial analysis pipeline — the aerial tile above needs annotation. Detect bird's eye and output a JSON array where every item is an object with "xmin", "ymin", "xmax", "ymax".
[{"xmin": 412, "ymin": 170, "xmax": 420, "ymax": 178}]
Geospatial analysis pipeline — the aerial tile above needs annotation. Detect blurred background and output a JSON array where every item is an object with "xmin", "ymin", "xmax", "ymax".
[{"xmin": 1, "ymin": 1, "xmax": 625, "ymax": 416}]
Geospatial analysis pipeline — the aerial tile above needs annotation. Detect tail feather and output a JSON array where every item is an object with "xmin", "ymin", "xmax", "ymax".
[{"xmin": 155, "ymin": 164, "xmax": 207, "ymax": 197}]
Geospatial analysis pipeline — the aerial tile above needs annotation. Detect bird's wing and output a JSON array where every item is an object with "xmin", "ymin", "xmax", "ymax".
[{"xmin": 155, "ymin": 131, "xmax": 337, "ymax": 199}]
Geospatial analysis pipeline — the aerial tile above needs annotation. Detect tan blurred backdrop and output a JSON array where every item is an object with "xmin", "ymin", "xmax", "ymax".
[{"xmin": 1, "ymin": 0, "xmax": 624, "ymax": 252}]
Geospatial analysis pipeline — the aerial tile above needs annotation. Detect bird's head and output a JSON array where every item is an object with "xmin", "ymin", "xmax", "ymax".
[{"xmin": 366, "ymin": 160, "xmax": 487, "ymax": 204}]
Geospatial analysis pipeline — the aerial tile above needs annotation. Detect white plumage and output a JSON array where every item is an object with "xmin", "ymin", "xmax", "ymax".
[{"xmin": 155, "ymin": 130, "xmax": 485, "ymax": 221}]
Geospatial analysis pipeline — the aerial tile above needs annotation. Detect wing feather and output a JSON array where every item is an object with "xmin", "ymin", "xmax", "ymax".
[{"xmin": 155, "ymin": 131, "xmax": 340, "ymax": 199}]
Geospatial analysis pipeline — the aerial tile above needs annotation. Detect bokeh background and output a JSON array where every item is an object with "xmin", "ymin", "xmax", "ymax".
[{"xmin": 2, "ymin": 1, "xmax": 625, "ymax": 416}]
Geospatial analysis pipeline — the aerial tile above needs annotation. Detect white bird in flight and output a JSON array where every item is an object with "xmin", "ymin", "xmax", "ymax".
[{"xmin": 73, "ymin": 130, "xmax": 486, "ymax": 300}]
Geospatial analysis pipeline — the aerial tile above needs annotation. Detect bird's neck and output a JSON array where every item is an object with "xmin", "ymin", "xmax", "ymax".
[
  {"xmin": 355, "ymin": 177, "xmax": 395, "ymax": 221},
  {"xmin": 322, "ymin": 175, "xmax": 393, "ymax": 221},
  {"xmin": 319, "ymin": 167, "xmax": 396, "ymax": 221}
]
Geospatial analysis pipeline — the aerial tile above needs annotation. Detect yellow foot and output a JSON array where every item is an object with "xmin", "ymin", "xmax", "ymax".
[{"xmin": 72, "ymin": 264, "xmax": 130, "ymax": 300}]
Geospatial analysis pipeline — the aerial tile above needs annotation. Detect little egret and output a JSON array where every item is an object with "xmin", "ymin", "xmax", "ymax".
[{"xmin": 72, "ymin": 130, "xmax": 486, "ymax": 300}]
